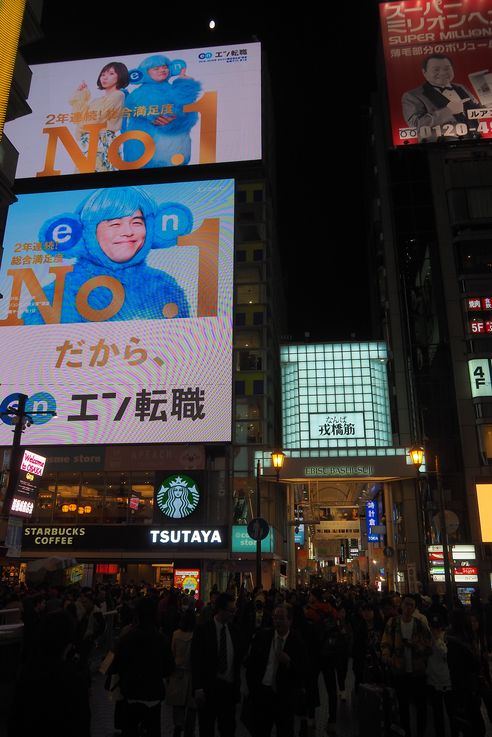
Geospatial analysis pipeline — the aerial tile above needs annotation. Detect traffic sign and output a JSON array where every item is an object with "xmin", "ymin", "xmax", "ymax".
[{"xmin": 247, "ymin": 517, "xmax": 269, "ymax": 541}]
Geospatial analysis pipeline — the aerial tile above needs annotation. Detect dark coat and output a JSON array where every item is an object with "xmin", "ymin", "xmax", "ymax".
[
  {"xmin": 245, "ymin": 627, "xmax": 307, "ymax": 703},
  {"xmin": 191, "ymin": 619, "xmax": 243, "ymax": 701},
  {"xmin": 113, "ymin": 623, "xmax": 175, "ymax": 701}
]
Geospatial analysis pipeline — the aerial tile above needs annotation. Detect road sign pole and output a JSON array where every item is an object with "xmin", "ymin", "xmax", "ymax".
[{"xmin": 256, "ymin": 459, "xmax": 261, "ymax": 591}]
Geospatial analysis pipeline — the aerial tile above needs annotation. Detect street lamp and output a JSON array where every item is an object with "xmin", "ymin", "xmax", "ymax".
[
  {"xmin": 1, "ymin": 393, "xmax": 56, "ymax": 521},
  {"xmin": 409, "ymin": 445, "xmax": 454, "ymax": 613},
  {"xmin": 255, "ymin": 451, "xmax": 285, "ymax": 590}
]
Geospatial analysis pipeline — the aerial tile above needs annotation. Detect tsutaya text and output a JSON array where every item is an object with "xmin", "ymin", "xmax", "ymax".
[{"xmin": 150, "ymin": 529, "xmax": 222, "ymax": 544}]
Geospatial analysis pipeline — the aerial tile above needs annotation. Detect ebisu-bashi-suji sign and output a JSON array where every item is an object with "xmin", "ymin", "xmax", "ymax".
[
  {"xmin": 10, "ymin": 450, "xmax": 46, "ymax": 518},
  {"xmin": 0, "ymin": 180, "xmax": 234, "ymax": 445}
]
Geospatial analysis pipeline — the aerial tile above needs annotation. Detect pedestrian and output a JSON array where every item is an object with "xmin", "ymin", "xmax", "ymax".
[
  {"xmin": 167, "ymin": 607, "xmax": 197, "ymax": 737},
  {"xmin": 426, "ymin": 613, "xmax": 457, "ymax": 737},
  {"xmin": 245, "ymin": 603, "xmax": 307, "ymax": 737},
  {"xmin": 381, "ymin": 594, "xmax": 432, "ymax": 737},
  {"xmin": 112, "ymin": 595, "xmax": 175, "ymax": 737},
  {"xmin": 191, "ymin": 591, "xmax": 242, "ymax": 737}
]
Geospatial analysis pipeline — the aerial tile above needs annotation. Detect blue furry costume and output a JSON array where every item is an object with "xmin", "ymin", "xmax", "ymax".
[
  {"xmin": 123, "ymin": 55, "xmax": 201, "ymax": 168},
  {"xmin": 22, "ymin": 187, "xmax": 190, "ymax": 325}
]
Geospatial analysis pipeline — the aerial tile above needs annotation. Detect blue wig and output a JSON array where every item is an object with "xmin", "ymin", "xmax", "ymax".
[
  {"xmin": 137, "ymin": 55, "xmax": 172, "ymax": 84},
  {"xmin": 78, "ymin": 186, "xmax": 157, "ymax": 270}
]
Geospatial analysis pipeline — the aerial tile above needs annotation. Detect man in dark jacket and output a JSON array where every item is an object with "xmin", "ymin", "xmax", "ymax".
[
  {"xmin": 113, "ymin": 595, "xmax": 175, "ymax": 737},
  {"xmin": 191, "ymin": 591, "xmax": 242, "ymax": 737},
  {"xmin": 245, "ymin": 603, "xmax": 307, "ymax": 737}
]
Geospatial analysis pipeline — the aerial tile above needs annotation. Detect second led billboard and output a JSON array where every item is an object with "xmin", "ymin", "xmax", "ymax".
[
  {"xmin": 0, "ymin": 179, "xmax": 234, "ymax": 444},
  {"xmin": 5, "ymin": 42, "xmax": 261, "ymax": 177}
]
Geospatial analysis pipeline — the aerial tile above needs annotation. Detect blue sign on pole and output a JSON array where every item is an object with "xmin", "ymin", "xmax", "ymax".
[{"xmin": 366, "ymin": 500, "xmax": 380, "ymax": 543}]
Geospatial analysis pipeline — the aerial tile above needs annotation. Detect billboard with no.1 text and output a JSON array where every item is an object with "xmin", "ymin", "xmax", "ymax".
[
  {"xmin": 0, "ymin": 179, "xmax": 234, "ymax": 445},
  {"xmin": 5, "ymin": 42, "xmax": 261, "ymax": 177}
]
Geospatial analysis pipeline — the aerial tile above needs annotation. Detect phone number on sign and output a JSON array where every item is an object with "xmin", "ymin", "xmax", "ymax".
[{"xmin": 398, "ymin": 120, "xmax": 492, "ymax": 141}]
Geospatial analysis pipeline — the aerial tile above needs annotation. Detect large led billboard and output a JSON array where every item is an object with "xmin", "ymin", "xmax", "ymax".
[
  {"xmin": 0, "ymin": 179, "xmax": 234, "ymax": 444},
  {"xmin": 380, "ymin": 1, "xmax": 492, "ymax": 146},
  {"xmin": 5, "ymin": 43, "xmax": 261, "ymax": 177}
]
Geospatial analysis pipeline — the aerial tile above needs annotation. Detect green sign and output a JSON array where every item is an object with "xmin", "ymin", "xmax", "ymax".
[
  {"xmin": 156, "ymin": 474, "xmax": 199, "ymax": 519},
  {"xmin": 232, "ymin": 525, "xmax": 274, "ymax": 553}
]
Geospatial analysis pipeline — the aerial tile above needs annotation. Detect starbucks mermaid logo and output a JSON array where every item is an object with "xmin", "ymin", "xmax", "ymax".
[{"xmin": 156, "ymin": 474, "xmax": 199, "ymax": 518}]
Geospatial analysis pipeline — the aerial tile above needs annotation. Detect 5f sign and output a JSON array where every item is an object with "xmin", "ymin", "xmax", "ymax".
[{"xmin": 468, "ymin": 359, "xmax": 492, "ymax": 398}]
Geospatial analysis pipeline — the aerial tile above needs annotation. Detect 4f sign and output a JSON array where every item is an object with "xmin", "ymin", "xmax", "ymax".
[
  {"xmin": 156, "ymin": 474, "xmax": 199, "ymax": 519},
  {"xmin": 469, "ymin": 359, "xmax": 492, "ymax": 398}
]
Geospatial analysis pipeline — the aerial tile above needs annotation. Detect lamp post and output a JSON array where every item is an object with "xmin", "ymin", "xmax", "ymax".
[
  {"xmin": 409, "ymin": 445, "xmax": 454, "ymax": 613},
  {"xmin": 1, "ymin": 393, "xmax": 56, "ymax": 521},
  {"xmin": 255, "ymin": 451, "xmax": 285, "ymax": 590}
]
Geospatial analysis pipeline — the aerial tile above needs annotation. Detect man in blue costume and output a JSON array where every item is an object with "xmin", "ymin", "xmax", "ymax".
[
  {"xmin": 123, "ymin": 55, "xmax": 201, "ymax": 168},
  {"xmin": 22, "ymin": 187, "xmax": 190, "ymax": 324}
]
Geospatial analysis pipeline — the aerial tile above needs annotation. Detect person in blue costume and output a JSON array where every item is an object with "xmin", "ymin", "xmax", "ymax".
[
  {"xmin": 22, "ymin": 187, "xmax": 190, "ymax": 324},
  {"xmin": 123, "ymin": 54, "xmax": 201, "ymax": 168}
]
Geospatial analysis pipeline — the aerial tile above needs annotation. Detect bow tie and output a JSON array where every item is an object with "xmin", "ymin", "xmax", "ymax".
[{"xmin": 434, "ymin": 85, "xmax": 453, "ymax": 92}]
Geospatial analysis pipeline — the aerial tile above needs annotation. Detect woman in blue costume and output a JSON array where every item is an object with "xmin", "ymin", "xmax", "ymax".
[
  {"xmin": 22, "ymin": 187, "xmax": 190, "ymax": 324},
  {"xmin": 123, "ymin": 54, "xmax": 201, "ymax": 168}
]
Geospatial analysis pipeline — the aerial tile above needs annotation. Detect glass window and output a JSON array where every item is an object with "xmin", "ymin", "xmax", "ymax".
[
  {"xmin": 235, "ymin": 380, "xmax": 246, "ymax": 396},
  {"xmin": 34, "ymin": 472, "xmax": 57, "ymax": 522},
  {"xmin": 235, "ymin": 312, "xmax": 246, "ymax": 326},
  {"xmin": 253, "ymin": 380, "xmax": 264, "ymax": 395},
  {"xmin": 53, "ymin": 472, "xmax": 80, "ymax": 522},
  {"xmin": 129, "ymin": 472, "xmax": 154, "ymax": 523},
  {"xmin": 104, "ymin": 473, "xmax": 129, "ymax": 524},
  {"xmin": 480, "ymin": 424, "xmax": 492, "ymax": 462},
  {"xmin": 253, "ymin": 249, "xmax": 264, "ymax": 261},
  {"xmin": 253, "ymin": 311, "xmax": 264, "ymax": 325},
  {"xmin": 80, "ymin": 472, "xmax": 105, "ymax": 523},
  {"xmin": 237, "ymin": 284, "xmax": 263, "ymax": 304}
]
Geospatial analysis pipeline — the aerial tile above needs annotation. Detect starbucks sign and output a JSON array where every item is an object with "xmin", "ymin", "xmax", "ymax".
[{"xmin": 156, "ymin": 474, "xmax": 200, "ymax": 519}]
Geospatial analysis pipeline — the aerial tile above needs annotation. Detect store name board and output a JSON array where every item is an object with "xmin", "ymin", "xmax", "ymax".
[
  {"xmin": 314, "ymin": 522, "xmax": 360, "ymax": 540},
  {"xmin": 24, "ymin": 526, "xmax": 86, "ymax": 545},
  {"xmin": 428, "ymin": 544, "xmax": 478, "ymax": 582},
  {"xmin": 468, "ymin": 359, "xmax": 492, "ymax": 398},
  {"xmin": 467, "ymin": 297, "xmax": 492, "ymax": 311},
  {"xmin": 150, "ymin": 529, "xmax": 222, "ymax": 545},
  {"xmin": 305, "ymin": 465, "xmax": 375, "ymax": 477},
  {"xmin": 309, "ymin": 412, "xmax": 365, "ymax": 440},
  {"xmin": 22, "ymin": 524, "xmax": 228, "ymax": 550},
  {"xmin": 366, "ymin": 500, "xmax": 380, "ymax": 543},
  {"xmin": 231, "ymin": 525, "xmax": 274, "ymax": 553}
]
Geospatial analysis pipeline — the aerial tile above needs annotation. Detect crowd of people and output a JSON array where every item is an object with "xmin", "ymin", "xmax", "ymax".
[{"xmin": 1, "ymin": 579, "xmax": 492, "ymax": 737}]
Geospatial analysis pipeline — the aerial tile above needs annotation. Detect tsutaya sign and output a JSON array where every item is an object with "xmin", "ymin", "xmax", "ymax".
[
  {"xmin": 22, "ymin": 524, "xmax": 228, "ymax": 550},
  {"xmin": 150, "ymin": 529, "xmax": 222, "ymax": 545}
]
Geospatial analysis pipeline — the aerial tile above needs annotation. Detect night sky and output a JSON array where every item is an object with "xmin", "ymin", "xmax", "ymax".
[{"xmin": 19, "ymin": 2, "xmax": 380, "ymax": 341}]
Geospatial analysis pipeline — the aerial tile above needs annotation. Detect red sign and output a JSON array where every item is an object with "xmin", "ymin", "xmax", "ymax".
[
  {"xmin": 454, "ymin": 566, "xmax": 478, "ymax": 576},
  {"xmin": 470, "ymin": 320, "xmax": 492, "ymax": 333},
  {"xmin": 428, "ymin": 551, "xmax": 444, "ymax": 561},
  {"xmin": 380, "ymin": 0, "xmax": 492, "ymax": 147},
  {"xmin": 466, "ymin": 297, "xmax": 492, "ymax": 311}
]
